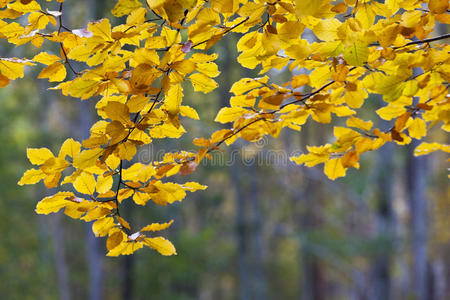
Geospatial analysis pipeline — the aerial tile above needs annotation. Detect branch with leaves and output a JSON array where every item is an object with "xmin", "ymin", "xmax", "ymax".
[{"xmin": 0, "ymin": 0, "xmax": 446, "ymax": 256}]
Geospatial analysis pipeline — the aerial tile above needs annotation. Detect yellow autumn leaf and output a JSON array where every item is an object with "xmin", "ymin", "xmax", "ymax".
[
  {"xmin": 27, "ymin": 147, "xmax": 54, "ymax": 165},
  {"xmin": 107, "ymin": 239, "xmax": 144, "ymax": 256},
  {"xmin": 73, "ymin": 172, "xmax": 96, "ymax": 194},
  {"xmin": 73, "ymin": 148, "xmax": 104, "ymax": 170},
  {"xmin": 112, "ymin": 0, "xmax": 142, "ymax": 17},
  {"xmin": 214, "ymin": 107, "xmax": 249, "ymax": 124},
  {"xmin": 59, "ymin": 138, "xmax": 81, "ymax": 159},
  {"xmin": 96, "ymin": 174, "xmax": 113, "ymax": 194},
  {"xmin": 343, "ymin": 43, "xmax": 368, "ymax": 67},
  {"xmin": 230, "ymin": 76, "xmax": 268, "ymax": 95},
  {"xmin": 296, "ymin": 0, "xmax": 323, "ymax": 17},
  {"xmin": 106, "ymin": 120, "xmax": 128, "ymax": 145},
  {"xmin": 195, "ymin": 62, "xmax": 220, "ymax": 78},
  {"xmin": 33, "ymin": 52, "xmax": 61, "ymax": 65},
  {"xmin": 92, "ymin": 217, "xmax": 115, "ymax": 237},
  {"xmin": 165, "ymin": 84, "xmax": 183, "ymax": 116},
  {"xmin": 181, "ymin": 181, "xmax": 208, "ymax": 191},
  {"xmin": 140, "ymin": 220, "xmax": 174, "ymax": 232},
  {"xmin": 87, "ymin": 18, "xmax": 111, "ymax": 41},
  {"xmin": 66, "ymin": 78, "xmax": 99, "ymax": 100},
  {"xmin": 35, "ymin": 192, "xmax": 75, "ymax": 215},
  {"xmin": 313, "ymin": 18, "xmax": 342, "ymax": 42},
  {"xmin": 324, "ymin": 158, "xmax": 347, "ymax": 180},
  {"xmin": 189, "ymin": 73, "xmax": 218, "ymax": 93},
  {"xmin": 38, "ymin": 62, "xmax": 66, "ymax": 82},
  {"xmin": 8, "ymin": 0, "xmax": 41, "ymax": 13},
  {"xmin": 104, "ymin": 101, "xmax": 130, "ymax": 124},
  {"xmin": 144, "ymin": 237, "xmax": 177, "ymax": 256},
  {"xmin": 180, "ymin": 105, "xmax": 200, "ymax": 120},
  {"xmin": 346, "ymin": 116, "xmax": 373, "ymax": 131},
  {"xmin": 0, "ymin": 58, "xmax": 33, "ymax": 80},
  {"xmin": 408, "ymin": 118, "xmax": 427, "ymax": 139},
  {"xmin": 18, "ymin": 168, "xmax": 46, "ymax": 185},
  {"xmin": 376, "ymin": 105, "xmax": 406, "ymax": 120},
  {"xmin": 344, "ymin": 83, "xmax": 368, "ymax": 108},
  {"xmin": 290, "ymin": 145, "xmax": 330, "ymax": 167},
  {"xmin": 414, "ymin": 142, "xmax": 450, "ymax": 156}
]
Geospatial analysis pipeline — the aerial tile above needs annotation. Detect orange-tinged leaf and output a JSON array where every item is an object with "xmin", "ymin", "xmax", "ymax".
[
  {"xmin": 341, "ymin": 150, "xmax": 359, "ymax": 168},
  {"xmin": 106, "ymin": 121, "xmax": 128, "ymax": 145},
  {"xmin": 0, "ymin": 73, "xmax": 10, "ymax": 87},
  {"xmin": 291, "ymin": 74, "xmax": 309, "ymax": 88},
  {"xmin": 144, "ymin": 237, "xmax": 177, "ymax": 256},
  {"xmin": 324, "ymin": 158, "xmax": 346, "ymax": 180},
  {"xmin": 428, "ymin": 0, "xmax": 448, "ymax": 14},
  {"xmin": 107, "ymin": 231, "xmax": 124, "ymax": 251},
  {"xmin": 394, "ymin": 112, "xmax": 411, "ymax": 131},
  {"xmin": 104, "ymin": 102, "xmax": 130, "ymax": 124}
]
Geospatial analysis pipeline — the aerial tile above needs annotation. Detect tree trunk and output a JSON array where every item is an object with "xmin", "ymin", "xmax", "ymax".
[
  {"xmin": 372, "ymin": 142, "xmax": 394, "ymax": 300},
  {"xmin": 52, "ymin": 213, "xmax": 72, "ymax": 300},
  {"xmin": 406, "ymin": 139, "xmax": 428, "ymax": 300},
  {"xmin": 232, "ymin": 157, "xmax": 251, "ymax": 300},
  {"xmin": 248, "ymin": 165, "xmax": 267, "ymax": 300}
]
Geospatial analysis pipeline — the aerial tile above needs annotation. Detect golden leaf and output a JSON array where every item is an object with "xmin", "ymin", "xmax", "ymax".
[
  {"xmin": 324, "ymin": 158, "xmax": 346, "ymax": 180},
  {"xmin": 189, "ymin": 73, "xmax": 218, "ymax": 93},
  {"xmin": 27, "ymin": 147, "xmax": 54, "ymax": 165},
  {"xmin": 144, "ymin": 237, "xmax": 177, "ymax": 256}
]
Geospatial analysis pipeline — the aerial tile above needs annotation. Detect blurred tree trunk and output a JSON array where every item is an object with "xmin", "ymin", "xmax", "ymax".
[
  {"xmin": 298, "ymin": 124, "xmax": 325, "ymax": 300},
  {"xmin": 232, "ymin": 160, "xmax": 251, "ymax": 300},
  {"xmin": 406, "ymin": 139, "xmax": 428, "ymax": 300},
  {"xmin": 248, "ymin": 165, "xmax": 267, "ymax": 300},
  {"xmin": 218, "ymin": 35, "xmax": 253, "ymax": 300},
  {"xmin": 372, "ymin": 142, "xmax": 394, "ymax": 300},
  {"xmin": 52, "ymin": 211, "xmax": 72, "ymax": 300},
  {"xmin": 39, "ymin": 80, "xmax": 72, "ymax": 300}
]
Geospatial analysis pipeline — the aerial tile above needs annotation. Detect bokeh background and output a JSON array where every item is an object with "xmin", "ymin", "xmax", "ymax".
[{"xmin": 0, "ymin": 1, "xmax": 448, "ymax": 299}]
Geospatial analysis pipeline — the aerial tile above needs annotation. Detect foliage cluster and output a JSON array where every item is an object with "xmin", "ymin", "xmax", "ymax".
[{"xmin": 0, "ymin": 0, "xmax": 448, "ymax": 256}]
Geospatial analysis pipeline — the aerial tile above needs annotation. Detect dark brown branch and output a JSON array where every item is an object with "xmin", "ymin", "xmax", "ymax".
[
  {"xmin": 192, "ymin": 16, "xmax": 250, "ymax": 49},
  {"xmin": 394, "ymin": 33, "xmax": 450, "ymax": 49}
]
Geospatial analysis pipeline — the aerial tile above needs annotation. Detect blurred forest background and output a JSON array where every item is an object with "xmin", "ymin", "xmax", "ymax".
[{"xmin": 0, "ymin": 1, "xmax": 448, "ymax": 299}]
